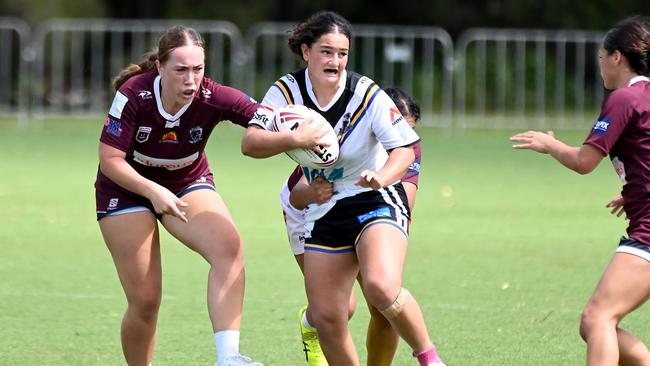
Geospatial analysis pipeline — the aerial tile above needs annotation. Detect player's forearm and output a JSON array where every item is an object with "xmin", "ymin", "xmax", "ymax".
[
  {"xmin": 289, "ymin": 183, "xmax": 315, "ymax": 209},
  {"xmin": 547, "ymin": 141, "xmax": 597, "ymax": 175},
  {"xmin": 377, "ymin": 147, "xmax": 414, "ymax": 188},
  {"xmin": 241, "ymin": 127, "xmax": 299, "ymax": 158},
  {"xmin": 99, "ymin": 157, "xmax": 160, "ymax": 200}
]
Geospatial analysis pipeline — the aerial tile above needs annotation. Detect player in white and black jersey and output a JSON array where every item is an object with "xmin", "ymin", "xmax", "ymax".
[{"xmin": 242, "ymin": 11, "xmax": 445, "ymax": 366}]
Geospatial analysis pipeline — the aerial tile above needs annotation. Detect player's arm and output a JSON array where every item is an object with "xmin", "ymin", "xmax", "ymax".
[
  {"xmin": 98, "ymin": 142, "xmax": 188, "ymax": 222},
  {"xmin": 241, "ymin": 116, "xmax": 332, "ymax": 158},
  {"xmin": 289, "ymin": 176, "xmax": 334, "ymax": 209},
  {"xmin": 356, "ymin": 146, "xmax": 414, "ymax": 190},
  {"xmin": 403, "ymin": 182, "xmax": 417, "ymax": 211},
  {"xmin": 510, "ymin": 131, "xmax": 605, "ymax": 174}
]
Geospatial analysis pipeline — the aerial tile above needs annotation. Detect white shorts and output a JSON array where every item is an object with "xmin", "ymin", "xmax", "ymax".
[{"xmin": 279, "ymin": 182, "xmax": 307, "ymax": 255}]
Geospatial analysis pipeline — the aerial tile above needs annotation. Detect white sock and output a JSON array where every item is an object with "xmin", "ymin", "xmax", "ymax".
[
  {"xmin": 215, "ymin": 330, "xmax": 240, "ymax": 364},
  {"xmin": 302, "ymin": 309, "xmax": 316, "ymax": 331}
]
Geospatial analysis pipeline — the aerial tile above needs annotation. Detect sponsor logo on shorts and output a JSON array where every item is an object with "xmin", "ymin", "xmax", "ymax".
[
  {"xmin": 136, "ymin": 126, "xmax": 152, "ymax": 143},
  {"xmin": 105, "ymin": 117, "xmax": 122, "ymax": 137},
  {"xmin": 592, "ymin": 116, "xmax": 611, "ymax": 135},
  {"xmin": 357, "ymin": 207, "xmax": 392, "ymax": 223},
  {"xmin": 189, "ymin": 127, "xmax": 203, "ymax": 144},
  {"xmin": 108, "ymin": 198, "xmax": 119, "ymax": 209}
]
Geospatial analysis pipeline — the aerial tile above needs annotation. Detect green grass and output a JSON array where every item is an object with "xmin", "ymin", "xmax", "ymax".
[{"xmin": 0, "ymin": 117, "xmax": 646, "ymax": 365}]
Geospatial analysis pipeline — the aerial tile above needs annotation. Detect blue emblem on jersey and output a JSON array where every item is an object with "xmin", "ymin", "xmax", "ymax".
[
  {"xmin": 592, "ymin": 116, "xmax": 611, "ymax": 135},
  {"xmin": 189, "ymin": 127, "xmax": 203, "ymax": 144},
  {"xmin": 105, "ymin": 117, "xmax": 122, "ymax": 137},
  {"xmin": 357, "ymin": 207, "xmax": 391, "ymax": 223}
]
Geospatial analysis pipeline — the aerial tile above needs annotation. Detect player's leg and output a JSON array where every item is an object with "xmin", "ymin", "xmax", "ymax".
[
  {"xmin": 99, "ymin": 211, "xmax": 162, "ymax": 366},
  {"xmin": 358, "ymin": 271, "xmax": 399, "ymax": 366},
  {"xmin": 357, "ymin": 223, "xmax": 444, "ymax": 366},
  {"xmin": 162, "ymin": 188, "xmax": 259, "ymax": 365},
  {"xmin": 617, "ymin": 328, "xmax": 650, "ymax": 366},
  {"xmin": 304, "ymin": 249, "xmax": 359, "ymax": 365},
  {"xmin": 579, "ymin": 250, "xmax": 650, "ymax": 366}
]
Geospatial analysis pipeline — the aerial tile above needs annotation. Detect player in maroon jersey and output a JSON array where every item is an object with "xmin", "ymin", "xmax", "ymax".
[
  {"xmin": 95, "ymin": 25, "xmax": 262, "ymax": 366},
  {"xmin": 511, "ymin": 15, "xmax": 650, "ymax": 366}
]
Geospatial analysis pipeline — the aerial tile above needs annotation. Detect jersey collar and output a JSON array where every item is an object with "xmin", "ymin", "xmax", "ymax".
[
  {"xmin": 628, "ymin": 75, "xmax": 650, "ymax": 87},
  {"xmin": 304, "ymin": 68, "xmax": 347, "ymax": 111},
  {"xmin": 154, "ymin": 75, "xmax": 193, "ymax": 126}
]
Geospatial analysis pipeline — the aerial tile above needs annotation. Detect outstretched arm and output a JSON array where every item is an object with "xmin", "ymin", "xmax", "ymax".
[{"xmin": 510, "ymin": 131, "xmax": 605, "ymax": 174}]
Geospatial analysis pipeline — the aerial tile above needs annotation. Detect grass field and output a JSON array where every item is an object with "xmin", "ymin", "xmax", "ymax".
[{"xmin": 0, "ymin": 117, "xmax": 647, "ymax": 365}]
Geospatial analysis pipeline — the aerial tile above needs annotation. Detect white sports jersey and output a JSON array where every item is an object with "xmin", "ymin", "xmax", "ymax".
[{"xmin": 249, "ymin": 68, "xmax": 419, "ymax": 221}]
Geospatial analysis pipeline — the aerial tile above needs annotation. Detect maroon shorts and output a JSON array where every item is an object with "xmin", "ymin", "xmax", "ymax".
[{"xmin": 95, "ymin": 173, "xmax": 215, "ymax": 220}]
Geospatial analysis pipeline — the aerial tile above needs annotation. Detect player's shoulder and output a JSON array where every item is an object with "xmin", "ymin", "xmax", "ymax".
[
  {"xmin": 199, "ymin": 76, "xmax": 254, "ymax": 106},
  {"xmin": 119, "ymin": 70, "xmax": 156, "ymax": 97},
  {"xmin": 605, "ymin": 83, "xmax": 647, "ymax": 109},
  {"xmin": 347, "ymin": 71, "xmax": 378, "ymax": 97}
]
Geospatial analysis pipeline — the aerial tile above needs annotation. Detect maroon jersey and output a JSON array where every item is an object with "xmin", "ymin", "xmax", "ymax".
[
  {"xmin": 402, "ymin": 142, "xmax": 421, "ymax": 186},
  {"xmin": 584, "ymin": 77, "xmax": 650, "ymax": 245},
  {"xmin": 95, "ymin": 70, "xmax": 258, "ymax": 194}
]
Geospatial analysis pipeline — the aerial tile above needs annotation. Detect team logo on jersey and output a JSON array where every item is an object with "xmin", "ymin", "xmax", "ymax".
[
  {"xmin": 286, "ymin": 74, "xmax": 296, "ymax": 83},
  {"xmin": 136, "ymin": 126, "xmax": 152, "ymax": 143},
  {"xmin": 160, "ymin": 131, "xmax": 178, "ymax": 143},
  {"xmin": 390, "ymin": 107, "xmax": 404, "ymax": 125},
  {"xmin": 337, "ymin": 112, "xmax": 352, "ymax": 138},
  {"xmin": 137, "ymin": 90, "xmax": 152, "ymax": 100},
  {"xmin": 105, "ymin": 117, "xmax": 122, "ymax": 137},
  {"xmin": 592, "ymin": 116, "xmax": 611, "ymax": 135},
  {"xmin": 189, "ymin": 127, "xmax": 203, "ymax": 144},
  {"xmin": 201, "ymin": 88, "xmax": 212, "ymax": 99}
]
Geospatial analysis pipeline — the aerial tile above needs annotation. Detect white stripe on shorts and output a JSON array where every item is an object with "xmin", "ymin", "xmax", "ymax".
[
  {"xmin": 616, "ymin": 245, "xmax": 650, "ymax": 263},
  {"xmin": 378, "ymin": 186, "xmax": 408, "ymax": 234}
]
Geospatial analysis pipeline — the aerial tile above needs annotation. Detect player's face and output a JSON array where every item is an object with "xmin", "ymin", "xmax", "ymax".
[
  {"xmin": 302, "ymin": 32, "xmax": 349, "ymax": 89},
  {"xmin": 157, "ymin": 44, "xmax": 205, "ymax": 110},
  {"xmin": 598, "ymin": 47, "xmax": 619, "ymax": 90}
]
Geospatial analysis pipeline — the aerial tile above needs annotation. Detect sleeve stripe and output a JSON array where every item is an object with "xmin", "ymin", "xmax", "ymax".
[{"xmin": 273, "ymin": 79, "xmax": 294, "ymax": 105}]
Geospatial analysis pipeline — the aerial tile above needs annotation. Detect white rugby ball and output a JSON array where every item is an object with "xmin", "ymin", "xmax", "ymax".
[{"xmin": 273, "ymin": 104, "xmax": 339, "ymax": 168}]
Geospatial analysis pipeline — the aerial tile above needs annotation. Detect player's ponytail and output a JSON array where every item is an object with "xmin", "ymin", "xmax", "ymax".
[{"xmin": 112, "ymin": 51, "xmax": 158, "ymax": 90}]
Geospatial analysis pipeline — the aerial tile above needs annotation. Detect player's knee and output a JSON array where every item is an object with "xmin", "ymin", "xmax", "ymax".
[
  {"xmin": 579, "ymin": 302, "xmax": 616, "ymax": 341},
  {"xmin": 347, "ymin": 291, "xmax": 357, "ymax": 320},
  {"xmin": 379, "ymin": 288, "xmax": 410, "ymax": 320},
  {"xmin": 128, "ymin": 290, "xmax": 161, "ymax": 322},
  {"xmin": 310, "ymin": 306, "xmax": 346, "ymax": 333},
  {"xmin": 363, "ymin": 278, "xmax": 400, "ymax": 309}
]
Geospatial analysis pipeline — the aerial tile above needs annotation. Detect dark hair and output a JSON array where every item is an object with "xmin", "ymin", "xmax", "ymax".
[
  {"xmin": 287, "ymin": 11, "xmax": 352, "ymax": 58},
  {"xmin": 384, "ymin": 87, "xmax": 420, "ymax": 123},
  {"xmin": 112, "ymin": 25, "xmax": 205, "ymax": 90},
  {"xmin": 602, "ymin": 15, "xmax": 650, "ymax": 76}
]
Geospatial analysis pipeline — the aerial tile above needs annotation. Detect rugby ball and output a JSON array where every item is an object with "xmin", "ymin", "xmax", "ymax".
[{"xmin": 272, "ymin": 104, "xmax": 339, "ymax": 168}]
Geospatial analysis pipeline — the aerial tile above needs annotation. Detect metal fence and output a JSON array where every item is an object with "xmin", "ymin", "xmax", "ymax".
[
  {"xmin": 456, "ymin": 28, "xmax": 605, "ymax": 129},
  {"xmin": 0, "ymin": 17, "xmax": 30, "ymax": 116},
  {"xmin": 245, "ymin": 22, "xmax": 454, "ymax": 127},
  {"xmin": 28, "ymin": 19, "xmax": 245, "ymax": 116},
  {"xmin": 0, "ymin": 17, "xmax": 610, "ymax": 130}
]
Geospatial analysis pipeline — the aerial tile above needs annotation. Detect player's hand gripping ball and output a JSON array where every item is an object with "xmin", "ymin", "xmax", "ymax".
[{"xmin": 272, "ymin": 104, "xmax": 339, "ymax": 168}]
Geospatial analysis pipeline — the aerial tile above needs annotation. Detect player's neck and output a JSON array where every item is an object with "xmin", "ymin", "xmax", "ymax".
[
  {"xmin": 311, "ymin": 83, "xmax": 339, "ymax": 108},
  {"xmin": 159, "ymin": 83, "xmax": 183, "ymax": 115}
]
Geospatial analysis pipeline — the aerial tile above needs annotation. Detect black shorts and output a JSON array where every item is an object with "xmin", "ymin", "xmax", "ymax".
[
  {"xmin": 616, "ymin": 236, "xmax": 650, "ymax": 262},
  {"xmin": 304, "ymin": 183, "xmax": 410, "ymax": 254},
  {"xmin": 96, "ymin": 174, "xmax": 215, "ymax": 220}
]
